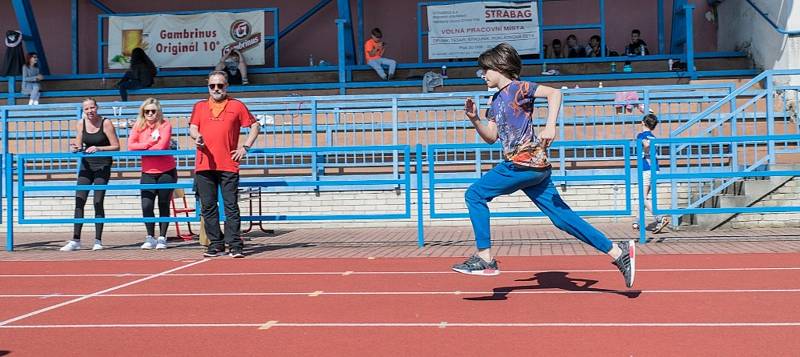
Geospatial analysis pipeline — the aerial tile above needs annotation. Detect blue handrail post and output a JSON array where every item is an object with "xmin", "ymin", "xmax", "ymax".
[
  {"xmin": 8, "ymin": 77, "xmax": 16, "ymax": 106},
  {"xmin": 599, "ymin": 0, "xmax": 606, "ymax": 58},
  {"xmin": 273, "ymin": 8, "xmax": 280, "ymax": 68},
  {"xmin": 311, "ymin": 99, "xmax": 320, "ymax": 191},
  {"xmin": 557, "ymin": 90, "xmax": 566, "ymax": 177},
  {"xmin": 5, "ymin": 153, "xmax": 13, "ymax": 251},
  {"xmin": 417, "ymin": 3, "xmax": 424, "ymax": 64},
  {"xmin": 657, "ymin": 0, "xmax": 665, "ymax": 54},
  {"xmin": 392, "ymin": 98, "xmax": 400, "ymax": 189},
  {"xmin": 336, "ymin": 19, "xmax": 347, "ymax": 95},
  {"xmin": 636, "ymin": 139, "xmax": 646, "ymax": 244},
  {"xmin": 766, "ymin": 72, "xmax": 775, "ymax": 164},
  {"xmin": 415, "ymin": 143, "xmax": 425, "ymax": 247},
  {"xmin": 684, "ymin": 4, "xmax": 696, "ymax": 80}
]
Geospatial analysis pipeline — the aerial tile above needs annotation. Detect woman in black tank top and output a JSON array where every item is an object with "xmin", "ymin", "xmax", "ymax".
[{"xmin": 60, "ymin": 98, "xmax": 120, "ymax": 252}]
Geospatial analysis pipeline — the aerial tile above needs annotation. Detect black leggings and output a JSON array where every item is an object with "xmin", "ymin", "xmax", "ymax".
[
  {"xmin": 141, "ymin": 169, "xmax": 177, "ymax": 237},
  {"xmin": 73, "ymin": 165, "xmax": 112, "ymax": 241}
]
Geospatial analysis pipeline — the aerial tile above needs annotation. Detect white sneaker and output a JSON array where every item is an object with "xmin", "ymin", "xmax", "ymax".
[
  {"xmin": 92, "ymin": 240, "xmax": 104, "ymax": 251},
  {"xmin": 141, "ymin": 236, "xmax": 156, "ymax": 250},
  {"xmin": 59, "ymin": 240, "xmax": 81, "ymax": 252},
  {"xmin": 155, "ymin": 237, "xmax": 167, "ymax": 250}
]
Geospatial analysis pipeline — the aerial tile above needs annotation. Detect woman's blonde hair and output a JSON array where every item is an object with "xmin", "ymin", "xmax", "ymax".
[{"xmin": 134, "ymin": 97, "xmax": 163, "ymax": 131}]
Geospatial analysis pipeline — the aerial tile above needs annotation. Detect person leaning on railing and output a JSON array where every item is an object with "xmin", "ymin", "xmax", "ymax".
[
  {"xmin": 128, "ymin": 97, "xmax": 177, "ymax": 250},
  {"xmin": 60, "ymin": 98, "xmax": 121, "ymax": 252}
]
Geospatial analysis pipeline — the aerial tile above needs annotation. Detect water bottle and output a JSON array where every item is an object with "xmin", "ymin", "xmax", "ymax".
[
  {"xmin": 640, "ymin": 44, "xmax": 645, "ymax": 56},
  {"xmin": 668, "ymin": 58, "xmax": 674, "ymax": 71},
  {"xmin": 441, "ymin": 65, "xmax": 447, "ymax": 77},
  {"xmin": 308, "ymin": 54, "xmax": 314, "ymax": 66},
  {"xmin": 598, "ymin": 82, "xmax": 603, "ymax": 88},
  {"xmin": 542, "ymin": 62, "xmax": 548, "ymax": 73},
  {"xmin": 610, "ymin": 62, "xmax": 617, "ymax": 72}
]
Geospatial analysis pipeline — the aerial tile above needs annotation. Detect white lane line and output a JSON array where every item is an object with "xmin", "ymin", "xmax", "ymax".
[
  {"xmin": 258, "ymin": 320, "xmax": 279, "ymax": 330},
  {"xmin": 1, "ymin": 322, "xmax": 800, "ymax": 329},
  {"xmin": 1, "ymin": 266, "xmax": 799, "ymax": 278},
  {"xmin": 1, "ymin": 288, "xmax": 800, "ymax": 299},
  {"xmin": 438, "ymin": 321, "xmax": 448, "ymax": 329},
  {"xmin": 39, "ymin": 293, "xmax": 61, "ymax": 300},
  {"xmin": 0, "ymin": 259, "xmax": 209, "ymax": 327}
]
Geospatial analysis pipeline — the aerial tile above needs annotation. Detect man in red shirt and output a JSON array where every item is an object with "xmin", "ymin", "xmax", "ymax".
[
  {"xmin": 189, "ymin": 71, "xmax": 260, "ymax": 258},
  {"xmin": 364, "ymin": 28, "xmax": 396, "ymax": 80}
]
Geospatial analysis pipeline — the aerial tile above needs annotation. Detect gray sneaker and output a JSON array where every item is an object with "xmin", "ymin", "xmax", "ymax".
[
  {"xmin": 652, "ymin": 216, "xmax": 670, "ymax": 234},
  {"xmin": 612, "ymin": 240, "xmax": 636, "ymax": 288},
  {"xmin": 452, "ymin": 255, "xmax": 500, "ymax": 276}
]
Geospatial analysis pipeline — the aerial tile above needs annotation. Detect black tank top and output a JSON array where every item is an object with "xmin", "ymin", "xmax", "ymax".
[{"xmin": 81, "ymin": 118, "xmax": 113, "ymax": 170}]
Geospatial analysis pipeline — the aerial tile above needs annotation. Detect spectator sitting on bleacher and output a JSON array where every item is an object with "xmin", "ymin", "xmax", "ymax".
[
  {"xmin": 60, "ymin": 98, "xmax": 120, "ymax": 252},
  {"xmin": 624, "ymin": 29, "xmax": 650, "ymax": 56},
  {"xmin": 364, "ymin": 27, "xmax": 396, "ymax": 80},
  {"xmin": 128, "ymin": 97, "xmax": 177, "ymax": 250},
  {"xmin": 117, "ymin": 48, "xmax": 156, "ymax": 102},
  {"xmin": 546, "ymin": 39, "xmax": 564, "ymax": 58},
  {"xmin": 565, "ymin": 34, "xmax": 586, "ymax": 58},
  {"xmin": 584, "ymin": 35, "xmax": 607, "ymax": 57},
  {"xmin": 22, "ymin": 52, "xmax": 43, "ymax": 105},
  {"xmin": 215, "ymin": 49, "xmax": 249, "ymax": 85}
]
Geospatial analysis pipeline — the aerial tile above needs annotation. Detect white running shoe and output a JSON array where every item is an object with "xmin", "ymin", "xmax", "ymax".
[
  {"xmin": 155, "ymin": 237, "xmax": 167, "ymax": 250},
  {"xmin": 92, "ymin": 240, "xmax": 104, "ymax": 251},
  {"xmin": 141, "ymin": 236, "xmax": 156, "ymax": 250},
  {"xmin": 59, "ymin": 240, "xmax": 81, "ymax": 252}
]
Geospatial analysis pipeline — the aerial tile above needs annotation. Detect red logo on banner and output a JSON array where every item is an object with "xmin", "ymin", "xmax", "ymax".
[{"xmin": 230, "ymin": 20, "xmax": 252, "ymax": 40}]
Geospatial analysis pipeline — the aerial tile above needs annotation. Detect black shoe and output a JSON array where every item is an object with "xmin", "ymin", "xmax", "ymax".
[
  {"xmin": 451, "ymin": 255, "xmax": 500, "ymax": 276},
  {"xmin": 229, "ymin": 248, "xmax": 245, "ymax": 258},
  {"xmin": 612, "ymin": 240, "xmax": 636, "ymax": 288},
  {"xmin": 203, "ymin": 247, "xmax": 225, "ymax": 257}
]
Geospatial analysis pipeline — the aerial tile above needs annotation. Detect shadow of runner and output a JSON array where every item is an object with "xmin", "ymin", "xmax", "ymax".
[{"xmin": 464, "ymin": 271, "xmax": 641, "ymax": 300}]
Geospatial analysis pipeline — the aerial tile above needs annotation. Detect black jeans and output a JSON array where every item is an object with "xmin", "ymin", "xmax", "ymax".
[{"xmin": 194, "ymin": 170, "xmax": 242, "ymax": 250}]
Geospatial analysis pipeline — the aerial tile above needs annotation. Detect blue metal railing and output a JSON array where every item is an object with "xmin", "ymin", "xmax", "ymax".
[
  {"xmin": 636, "ymin": 134, "xmax": 800, "ymax": 243},
  {"xmin": 744, "ymin": 0, "xmax": 800, "ymax": 36},
  {"xmin": 5, "ymin": 145, "xmax": 413, "ymax": 251},
  {"xmin": 418, "ymin": 140, "xmax": 633, "ymax": 243},
  {"xmin": 668, "ymin": 69, "xmax": 800, "ymax": 225}
]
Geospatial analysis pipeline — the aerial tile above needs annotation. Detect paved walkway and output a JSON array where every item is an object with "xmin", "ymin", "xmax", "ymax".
[{"xmin": 2, "ymin": 223, "xmax": 800, "ymax": 260}]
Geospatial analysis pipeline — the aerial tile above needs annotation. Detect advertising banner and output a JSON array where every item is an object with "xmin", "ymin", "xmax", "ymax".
[{"xmin": 107, "ymin": 11, "xmax": 265, "ymax": 69}]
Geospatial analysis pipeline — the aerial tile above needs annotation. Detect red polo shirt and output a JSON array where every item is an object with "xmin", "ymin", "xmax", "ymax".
[{"xmin": 189, "ymin": 97, "xmax": 255, "ymax": 173}]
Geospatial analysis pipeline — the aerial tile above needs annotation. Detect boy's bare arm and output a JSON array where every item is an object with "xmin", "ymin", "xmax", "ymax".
[
  {"xmin": 464, "ymin": 98, "xmax": 498, "ymax": 144},
  {"xmin": 533, "ymin": 85, "xmax": 562, "ymax": 146}
]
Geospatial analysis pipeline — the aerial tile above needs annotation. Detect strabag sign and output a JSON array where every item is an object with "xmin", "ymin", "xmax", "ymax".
[
  {"xmin": 107, "ymin": 11, "xmax": 265, "ymax": 69},
  {"xmin": 427, "ymin": 1, "xmax": 539, "ymax": 59}
]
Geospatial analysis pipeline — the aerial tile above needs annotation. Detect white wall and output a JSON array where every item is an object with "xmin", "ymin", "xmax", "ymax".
[{"xmin": 718, "ymin": 0, "xmax": 800, "ymax": 83}]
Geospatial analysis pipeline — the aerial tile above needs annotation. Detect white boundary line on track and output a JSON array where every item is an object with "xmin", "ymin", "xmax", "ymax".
[
  {"xmin": 1, "ymin": 266, "xmax": 799, "ymax": 278},
  {"xmin": 0, "ymin": 259, "xmax": 209, "ymax": 327},
  {"xmin": 1, "ymin": 288, "xmax": 800, "ymax": 299},
  {"xmin": 1, "ymin": 322, "xmax": 799, "ymax": 329}
]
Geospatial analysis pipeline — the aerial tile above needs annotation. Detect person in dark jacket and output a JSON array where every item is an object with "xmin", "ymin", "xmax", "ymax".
[{"xmin": 118, "ymin": 47, "xmax": 157, "ymax": 101}]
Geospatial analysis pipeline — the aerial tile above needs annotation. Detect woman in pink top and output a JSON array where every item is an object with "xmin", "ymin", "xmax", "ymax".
[{"xmin": 128, "ymin": 98, "xmax": 177, "ymax": 249}]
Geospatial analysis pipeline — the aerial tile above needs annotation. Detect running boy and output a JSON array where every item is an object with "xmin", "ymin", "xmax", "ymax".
[
  {"xmin": 451, "ymin": 43, "xmax": 635, "ymax": 288},
  {"xmin": 633, "ymin": 113, "xmax": 669, "ymax": 233}
]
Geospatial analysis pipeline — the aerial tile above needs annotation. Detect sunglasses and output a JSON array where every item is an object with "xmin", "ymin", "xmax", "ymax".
[
  {"xmin": 144, "ymin": 109, "xmax": 158, "ymax": 115},
  {"xmin": 208, "ymin": 83, "xmax": 226, "ymax": 90}
]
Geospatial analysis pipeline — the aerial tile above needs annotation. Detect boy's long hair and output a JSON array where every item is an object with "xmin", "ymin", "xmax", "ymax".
[{"xmin": 478, "ymin": 43, "xmax": 521, "ymax": 80}]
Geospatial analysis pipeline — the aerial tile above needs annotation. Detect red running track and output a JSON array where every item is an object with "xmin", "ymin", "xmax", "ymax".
[{"xmin": 0, "ymin": 254, "xmax": 798, "ymax": 356}]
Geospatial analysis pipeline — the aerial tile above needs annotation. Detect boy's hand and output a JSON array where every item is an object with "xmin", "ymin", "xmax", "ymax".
[
  {"xmin": 539, "ymin": 125, "xmax": 556, "ymax": 147},
  {"xmin": 464, "ymin": 98, "xmax": 479, "ymax": 121}
]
